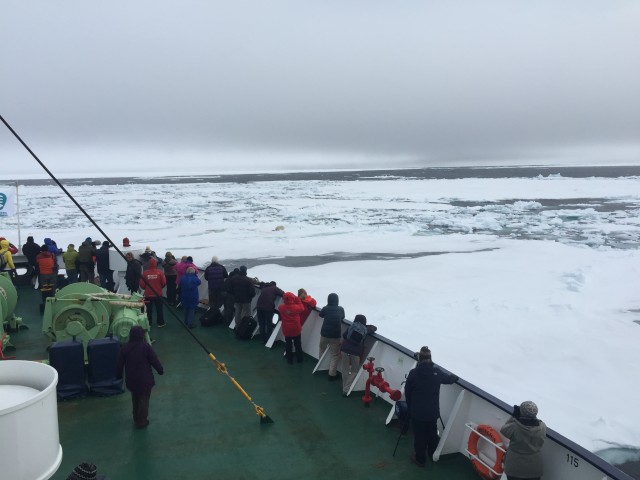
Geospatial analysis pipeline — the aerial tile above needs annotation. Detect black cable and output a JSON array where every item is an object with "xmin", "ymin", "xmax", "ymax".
[
  {"xmin": 1, "ymin": 114, "xmax": 273, "ymax": 422},
  {"xmin": 0, "ymin": 114, "xmax": 217, "ymax": 354}
]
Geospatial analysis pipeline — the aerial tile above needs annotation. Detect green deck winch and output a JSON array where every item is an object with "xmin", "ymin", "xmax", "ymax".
[
  {"xmin": 42, "ymin": 282, "xmax": 150, "ymax": 357},
  {"xmin": 0, "ymin": 272, "xmax": 22, "ymax": 354}
]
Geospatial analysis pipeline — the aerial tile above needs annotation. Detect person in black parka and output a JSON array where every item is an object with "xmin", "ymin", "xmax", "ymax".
[
  {"xmin": 115, "ymin": 326, "xmax": 163, "ymax": 429},
  {"xmin": 125, "ymin": 252, "xmax": 143, "ymax": 294},
  {"xmin": 22, "ymin": 236, "xmax": 41, "ymax": 280},
  {"xmin": 96, "ymin": 241, "xmax": 115, "ymax": 292},
  {"xmin": 404, "ymin": 346, "xmax": 458, "ymax": 467},
  {"xmin": 225, "ymin": 265, "xmax": 256, "ymax": 329},
  {"xmin": 204, "ymin": 256, "xmax": 228, "ymax": 310},
  {"xmin": 256, "ymin": 281, "xmax": 284, "ymax": 343}
]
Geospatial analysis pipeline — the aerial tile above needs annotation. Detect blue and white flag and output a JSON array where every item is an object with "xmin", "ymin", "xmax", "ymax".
[{"xmin": 0, "ymin": 190, "xmax": 16, "ymax": 217}]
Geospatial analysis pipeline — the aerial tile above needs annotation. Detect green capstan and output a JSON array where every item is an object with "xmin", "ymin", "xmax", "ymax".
[
  {"xmin": 0, "ymin": 272, "xmax": 21, "ymax": 353},
  {"xmin": 42, "ymin": 282, "xmax": 150, "ymax": 360}
]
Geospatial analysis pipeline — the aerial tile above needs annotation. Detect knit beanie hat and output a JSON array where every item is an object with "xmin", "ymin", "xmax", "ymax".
[
  {"xmin": 417, "ymin": 346, "xmax": 432, "ymax": 362},
  {"xmin": 67, "ymin": 462, "xmax": 97, "ymax": 480},
  {"xmin": 239, "ymin": 265, "xmax": 247, "ymax": 274},
  {"xmin": 520, "ymin": 401, "xmax": 538, "ymax": 418},
  {"xmin": 129, "ymin": 325, "xmax": 145, "ymax": 341},
  {"xmin": 354, "ymin": 314, "xmax": 367, "ymax": 325}
]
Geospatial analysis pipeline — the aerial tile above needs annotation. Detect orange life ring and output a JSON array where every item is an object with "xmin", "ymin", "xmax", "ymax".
[{"xmin": 467, "ymin": 424, "xmax": 505, "ymax": 480}]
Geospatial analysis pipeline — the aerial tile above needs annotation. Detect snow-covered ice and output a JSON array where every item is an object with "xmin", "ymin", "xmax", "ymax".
[{"xmin": 2, "ymin": 172, "xmax": 639, "ymax": 455}]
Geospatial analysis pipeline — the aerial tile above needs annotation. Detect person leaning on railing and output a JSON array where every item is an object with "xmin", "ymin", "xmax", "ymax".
[
  {"xmin": 500, "ymin": 401, "xmax": 547, "ymax": 480},
  {"xmin": 319, "ymin": 293, "xmax": 345, "ymax": 381},
  {"xmin": 0, "ymin": 239, "xmax": 17, "ymax": 279},
  {"xmin": 405, "ymin": 346, "xmax": 458, "ymax": 467}
]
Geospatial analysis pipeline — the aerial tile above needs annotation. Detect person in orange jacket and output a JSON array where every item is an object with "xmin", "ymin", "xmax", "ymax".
[
  {"xmin": 297, "ymin": 288, "xmax": 317, "ymax": 325},
  {"xmin": 140, "ymin": 258, "xmax": 167, "ymax": 328}
]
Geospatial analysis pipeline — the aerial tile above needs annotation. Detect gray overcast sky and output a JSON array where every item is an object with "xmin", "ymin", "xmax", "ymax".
[{"xmin": 2, "ymin": 0, "xmax": 639, "ymax": 177}]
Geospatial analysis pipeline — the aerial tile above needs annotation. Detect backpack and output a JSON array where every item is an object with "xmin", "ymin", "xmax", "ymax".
[
  {"xmin": 200, "ymin": 308, "xmax": 224, "ymax": 327},
  {"xmin": 235, "ymin": 316, "xmax": 257, "ymax": 340},
  {"xmin": 0, "ymin": 251, "xmax": 8, "ymax": 270},
  {"xmin": 345, "ymin": 321, "xmax": 367, "ymax": 346}
]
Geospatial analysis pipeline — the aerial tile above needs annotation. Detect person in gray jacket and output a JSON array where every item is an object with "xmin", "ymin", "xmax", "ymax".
[{"xmin": 500, "ymin": 400, "xmax": 547, "ymax": 480}]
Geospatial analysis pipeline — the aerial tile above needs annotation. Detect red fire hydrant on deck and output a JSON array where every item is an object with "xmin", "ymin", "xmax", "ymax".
[{"xmin": 361, "ymin": 357, "xmax": 402, "ymax": 406}]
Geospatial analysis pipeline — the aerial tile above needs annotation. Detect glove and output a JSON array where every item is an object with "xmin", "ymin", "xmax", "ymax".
[{"xmin": 513, "ymin": 405, "xmax": 521, "ymax": 419}]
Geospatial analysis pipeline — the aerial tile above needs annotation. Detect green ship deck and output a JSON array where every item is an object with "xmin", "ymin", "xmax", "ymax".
[{"xmin": 10, "ymin": 284, "xmax": 477, "ymax": 480}]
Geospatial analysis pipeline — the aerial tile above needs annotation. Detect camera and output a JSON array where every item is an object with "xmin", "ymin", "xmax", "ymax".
[{"xmin": 513, "ymin": 404, "xmax": 521, "ymax": 419}]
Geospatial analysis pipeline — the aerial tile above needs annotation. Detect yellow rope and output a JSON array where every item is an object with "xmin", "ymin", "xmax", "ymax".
[{"xmin": 208, "ymin": 352, "xmax": 270, "ymax": 419}]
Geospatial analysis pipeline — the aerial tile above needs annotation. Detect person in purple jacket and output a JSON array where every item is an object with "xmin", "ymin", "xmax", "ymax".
[{"xmin": 115, "ymin": 326, "xmax": 164, "ymax": 429}]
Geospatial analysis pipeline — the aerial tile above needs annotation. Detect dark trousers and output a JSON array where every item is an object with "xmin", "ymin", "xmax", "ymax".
[
  {"xmin": 146, "ymin": 297, "xmax": 165, "ymax": 326},
  {"xmin": 208, "ymin": 287, "xmax": 224, "ymax": 310},
  {"xmin": 412, "ymin": 419, "xmax": 439, "ymax": 464},
  {"xmin": 131, "ymin": 392, "xmax": 151, "ymax": 427},
  {"xmin": 66, "ymin": 269, "xmax": 78, "ymax": 284},
  {"xmin": 223, "ymin": 294, "xmax": 235, "ymax": 325},
  {"xmin": 99, "ymin": 271, "xmax": 115, "ymax": 292},
  {"xmin": 39, "ymin": 273, "xmax": 57, "ymax": 306},
  {"xmin": 257, "ymin": 308, "xmax": 275, "ymax": 343},
  {"xmin": 285, "ymin": 335, "xmax": 303, "ymax": 363},
  {"xmin": 166, "ymin": 275, "xmax": 177, "ymax": 304},
  {"xmin": 79, "ymin": 263, "xmax": 94, "ymax": 283}
]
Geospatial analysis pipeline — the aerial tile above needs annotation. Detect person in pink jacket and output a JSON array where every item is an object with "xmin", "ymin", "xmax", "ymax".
[{"xmin": 277, "ymin": 292, "xmax": 305, "ymax": 364}]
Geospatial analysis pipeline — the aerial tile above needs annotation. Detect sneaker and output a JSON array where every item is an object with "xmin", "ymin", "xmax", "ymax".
[
  {"xmin": 410, "ymin": 454, "xmax": 425, "ymax": 467},
  {"xmin": 328, "ymin": 374, "xmax": 339, "ymax": 382},
  {"xmin": 157, "ymin": 323, "xmax": 166, "ymax": 328}
]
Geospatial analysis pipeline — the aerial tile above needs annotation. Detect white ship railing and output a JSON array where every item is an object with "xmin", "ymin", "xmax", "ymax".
[{"xmin": 189, "ymin": 274, "xmax": 635, "ymax": 480}]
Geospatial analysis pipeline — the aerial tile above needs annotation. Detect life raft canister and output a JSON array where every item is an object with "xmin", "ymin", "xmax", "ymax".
[{"xmin": 467, "ymin": 424, "xmax": 505, "ymax": 480}]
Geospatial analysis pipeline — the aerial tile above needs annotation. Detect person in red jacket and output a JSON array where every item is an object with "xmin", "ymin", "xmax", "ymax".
[
  {"xmin": 140, "ymin": 258, "xmax": 167, "ymax": 328},
  {"xmin": 277, "ymin": 292, "xmax": 305, "ymax": 364},
  {"xmin": 297, "ymin": 288, "xmax": 317, "ymax": 325},
  {"xmin": 35, "ymin": 244, "xmax": 57, "ymax": 310}
]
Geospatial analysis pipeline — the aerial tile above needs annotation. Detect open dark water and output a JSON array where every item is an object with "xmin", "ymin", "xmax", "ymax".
[{"xmin": 15, "ymin": 165, "xmax": 640, "ymax": 186}]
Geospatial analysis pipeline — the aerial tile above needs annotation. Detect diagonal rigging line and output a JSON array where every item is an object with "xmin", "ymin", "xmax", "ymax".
[{"xmin": 0, "ymin": 114, "xmax": 273, "ymax": 424}]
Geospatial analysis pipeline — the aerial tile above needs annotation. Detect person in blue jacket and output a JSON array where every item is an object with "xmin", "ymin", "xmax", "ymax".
[
  {"xmin": 404, "ymin": 346, "xmax": 458, "ymax": 467},
  {"xmin": 44, "ymin": 237, "xmax": 62, "ymax": 268},
  {"xmin": 179, "ymin": 267, "xmax": 202, "ymax": 328}
]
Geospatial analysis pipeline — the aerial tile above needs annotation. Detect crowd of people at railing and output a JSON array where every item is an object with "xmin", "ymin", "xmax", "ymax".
[{"xmin": 2, "ymin": 235, "xmax": 547, "ymax": 478}]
